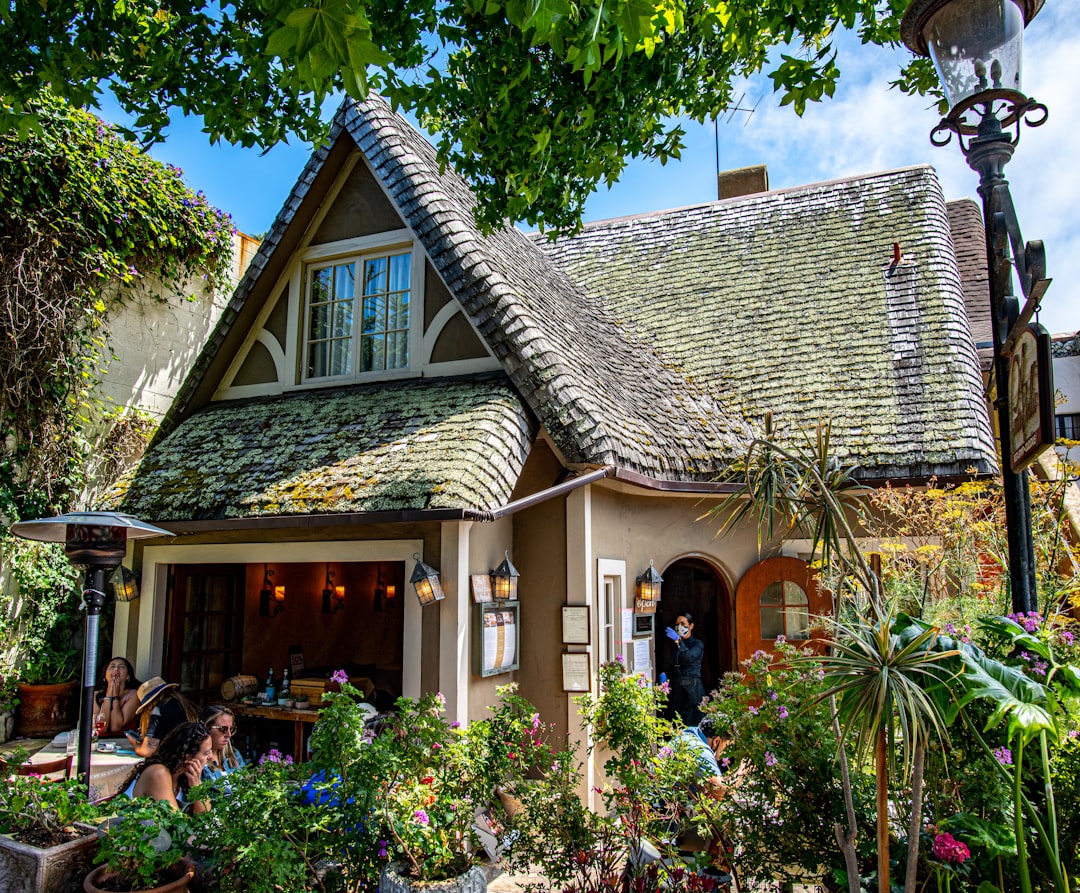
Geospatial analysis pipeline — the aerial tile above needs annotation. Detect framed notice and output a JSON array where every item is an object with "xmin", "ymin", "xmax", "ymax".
[
  {"xmin": 471, "ymin": 574, "xmax": 493, "ymax": 604},
  {"xmin": 561, "ymin": 606, "xmax": 590, "ymax": 645},
  {"xmin": 561, "ymin": 652, "xmax": 591, "ymax": 692},
  {"xmin": 473, "ymin": 601, "xmax": 520, "ymax": 677}
]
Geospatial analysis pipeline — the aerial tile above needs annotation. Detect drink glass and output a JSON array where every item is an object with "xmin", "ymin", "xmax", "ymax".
[{"xmin": 66, "ymin": 728, "xmax": 78, "ymax": 755}]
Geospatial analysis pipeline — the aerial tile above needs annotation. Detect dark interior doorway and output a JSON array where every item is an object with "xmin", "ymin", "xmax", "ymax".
[{"xmin": 656, "ymin": 558, "xmax": 732, "ymax": 715}]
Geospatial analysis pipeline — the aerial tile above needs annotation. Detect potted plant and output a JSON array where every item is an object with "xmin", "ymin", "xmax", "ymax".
[
  {"xmin": 0, "ymin": 751, "xmax": 102, "ymax": 893},
  {"xmin": 16, "ymin": 644, "xmax": 80, "ymax": 738},
  {"xmin": 84, "ymin": 800, "xmax": 194, "ymax": 893}
]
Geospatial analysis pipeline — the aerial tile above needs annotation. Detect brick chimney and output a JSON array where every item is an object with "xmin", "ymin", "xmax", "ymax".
[{"xmin": 717, "ymin": 164, "xmax": 768, "ymax": 200}]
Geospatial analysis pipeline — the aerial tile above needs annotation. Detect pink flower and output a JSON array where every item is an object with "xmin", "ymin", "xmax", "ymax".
[
  {"xmin": 764, "ymin": 751, "xmax": 778, "ymax": 767},
  {"xmin": 777, "ymin": 705, "xmax": 789, "ymax": 720},
  {"xmin": 933, "ymin": 832, "xmax": 970, "ymax": 864},
  {"xmin": 748, "ymin": 705, "xmax": 758, "ymax": 715},
  {"xmin": 414, "ymin": 809, "xmax": 429, "ymax": 825},
  {"xmin": 993, "ymin": 746, "xmax": 1013, "ymax": 766},
  {"xmin": 330, "ymin": 669, "xmax": 349, "ymax": 685},
  {"xmin": 657, "ymin": 681, "xmax": 671, "ymax": 694}
]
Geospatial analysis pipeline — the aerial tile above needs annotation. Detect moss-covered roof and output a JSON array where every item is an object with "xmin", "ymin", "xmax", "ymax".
[
  {"xmin": 105, "ymin": 376, "xmax": 535, "ymax": 521},
  {"xmin": 532, "ymin": 170, "xmax": 996, "ymax": 479}
]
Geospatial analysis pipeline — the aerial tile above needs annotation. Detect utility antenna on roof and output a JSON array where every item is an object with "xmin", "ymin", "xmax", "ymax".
[{"xmin": 714, "ymin": 93, "xmax": 761, "ymax": 182}]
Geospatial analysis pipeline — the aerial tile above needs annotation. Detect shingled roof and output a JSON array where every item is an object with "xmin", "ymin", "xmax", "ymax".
[
  {"xmin": 108, "ymin": 376, "xmax": 534, "ymax": 521},
  {"xmin": 127, "ymin": 97, "xmax": 997, "ymax": 524},
  {"xmin": 533, "ymin": 168, "xmax": 997, "ymax": 480}
]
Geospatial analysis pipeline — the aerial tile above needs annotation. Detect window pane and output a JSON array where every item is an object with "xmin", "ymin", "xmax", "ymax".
[
  {"xmin": 335, "ymin": 262, "xmax": 355, "ymax": 299},
  {"xmin": 332, "ymin": 301, "xmax": 353, "ymax": 338},
  {"xmin": 388, "ymin": 254, "xmax": 411, "ymax": 292},
  {"xmin": 786, "ymin": 604, "xmax": 811, "ymax": 640},
  {"xmin": 389, "ymin": 290, "xmax": 410, "ymax": 331},
  {"xmin": 330, "ymin": 339, "xmax": 352, "ymax": 376},
  {"xmin": 783, "ymin": 581, "xmax": 808, "ymax": 606},
  {"xmin": 387, "ymin": 331, "xmax": 408, "ymax": 369},
  {"xmin": 363, "ymin": 294, "xmax": 386, "ymax": 334},
  {"xmin": 760, "ymin": 581, "xmax": 783, "ymax": 605},
  {"xmin": 761, "ymin": 605, "xmax": 784, "ymax": 639},
  {"xmin": 311, "ymin": 267, "xmax": 331, "ymax": 303},
  {"xmin": 364, "ymin": 257, "xmax": 387, "ymax": 295},
  {"xmin": 308, "ymin": 341, "xmax": 329, "ymax": 378},
  {"xmin": 363, "ymin": 333, "xmax": 386, "ymax": 371}
]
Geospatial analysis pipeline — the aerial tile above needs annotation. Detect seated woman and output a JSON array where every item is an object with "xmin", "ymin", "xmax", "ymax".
[
  {"xmin": 122, "ymin": 721, "xmax": 213, "ymax": 814},
  {"xmin": 199, "ymin": 705, "xmax": 245, "ymax": 785},
  {"xmin": 94, "ymin": 657, "xmax": 141, "ymax": 737},
  {"xmin": 125, "ymin": 676, "xmax": 199, "ymax": 758}
]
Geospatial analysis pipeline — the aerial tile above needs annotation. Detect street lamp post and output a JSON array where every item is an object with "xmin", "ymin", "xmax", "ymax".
[
  {"xmin": 902, "ymin": 0, "xmax": 1052, "ymax": 615},
  {"xmin": 9, "ymin": 512, "xmax": 172, "ymax": 789}
]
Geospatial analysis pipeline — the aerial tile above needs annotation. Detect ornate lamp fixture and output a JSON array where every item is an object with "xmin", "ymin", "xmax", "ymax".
[{"xmin": 903, "ymin": 0, "xmax": 1051, "ymax": 614}]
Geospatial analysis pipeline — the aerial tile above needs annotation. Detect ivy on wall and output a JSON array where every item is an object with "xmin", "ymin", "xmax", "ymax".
[{"xmin": 0, "ymin": 93, "xmax": 235, "ymax": 691}]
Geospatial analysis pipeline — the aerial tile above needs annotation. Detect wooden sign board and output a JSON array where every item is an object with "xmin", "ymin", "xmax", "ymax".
[{"xmin": 1008, "ymin": 323, "xmax": 1055, "ymax": 472}]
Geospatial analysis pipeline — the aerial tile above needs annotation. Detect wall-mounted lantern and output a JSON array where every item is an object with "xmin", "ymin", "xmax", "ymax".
[
  {"xmin": 322, "ymin": 565, "xmax": 345, "ymax": 614},
  {"xmin": 260, "ymin": 565, "xmax": 285, "ymax": 617},
  {"xmin": 635, "ymin": 559, "xmax": 663, "ymax": 614},
  {"xmin": 411, "ymin": 555, "xmax": 445, "ymax": 607},
  {"xmin": 491, "ymin": 551, "xmax": 520, "ymax": 601}
]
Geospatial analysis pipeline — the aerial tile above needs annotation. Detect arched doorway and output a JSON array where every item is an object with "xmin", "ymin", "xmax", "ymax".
[{"xmin": 656, "ymin": 557, "xmax": 732, "ymax": 715}]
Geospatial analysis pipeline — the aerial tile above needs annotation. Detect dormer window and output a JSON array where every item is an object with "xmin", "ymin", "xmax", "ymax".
[{"xmin": 304, "ymin": 248, "xmax": 412, "ymax": 381}]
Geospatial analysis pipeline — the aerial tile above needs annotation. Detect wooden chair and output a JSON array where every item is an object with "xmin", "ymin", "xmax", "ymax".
[{"xmin": 0, "ymin": 753, "xmax": 74, "ymax": 779}]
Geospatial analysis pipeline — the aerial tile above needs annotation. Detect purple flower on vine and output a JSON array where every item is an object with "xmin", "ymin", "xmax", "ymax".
[
  {"xmin": 330, "ymin": 669, "xmax": 349, "ymax": 685},
  {"xmin": 764, "ymin": 752, "xmax": 778, "ymax": 767},
  {"xmin": 993, "ymin": 747, "xmax": 1013, "ymax": 766}
]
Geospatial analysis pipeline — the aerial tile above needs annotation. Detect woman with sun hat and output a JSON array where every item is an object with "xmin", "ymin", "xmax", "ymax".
[{"xmin": 125, "ymin": 675, "xmax": 199, "ymax": 757}]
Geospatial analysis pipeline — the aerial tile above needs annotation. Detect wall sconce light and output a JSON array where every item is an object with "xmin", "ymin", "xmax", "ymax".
[
  {"xmin": 322, "ymin": 564, "xmax": 345, "ymax": 614},
  {"xmin": 411, "ymin": 555, "xmax": 445, "ymax": 607},
  {"xmin": 109, "ymin": 565, "xmax": 140, "ymax": 603},
  {"xmin": 260, "ymin": 565, "xmax": 285, "ymax": 617},
  {"xmin": 491, "ymin": 551, "xmax": 520, "ymax": 601},
  {"xmin": 635, "ymin": 559, "xmax": 663, "ymax": 614},
  {"xmin": 374, "ymin": 571, "xmax": 397, "ymax": 613}
]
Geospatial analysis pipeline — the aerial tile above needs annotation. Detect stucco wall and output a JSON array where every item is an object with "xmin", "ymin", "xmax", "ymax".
[
  {"xmin": 465, "ymin": 517, "xmax": 516, "ymax": 722},
  {"xmin": 1054, "ymin": 355, "xmax": 1080, "ymax": 414}
]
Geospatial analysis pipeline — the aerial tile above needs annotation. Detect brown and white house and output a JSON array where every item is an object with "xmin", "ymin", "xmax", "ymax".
[{"xmin": 104, "ymin": 96, "xmax": 997, "ymax": 794}]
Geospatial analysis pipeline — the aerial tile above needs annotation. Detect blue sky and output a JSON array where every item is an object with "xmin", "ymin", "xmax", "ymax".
[{"xmin": 114, "ymin": 3, "xmax": 1078, "ymax": 335}]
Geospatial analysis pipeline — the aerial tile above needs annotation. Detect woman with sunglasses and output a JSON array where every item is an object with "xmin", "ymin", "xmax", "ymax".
[{"xmin": 199, "ymin": 705, "xmax": 245, "ymax": 784}]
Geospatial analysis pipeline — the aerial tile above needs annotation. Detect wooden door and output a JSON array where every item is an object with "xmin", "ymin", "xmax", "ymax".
[
  {"xmin": 164, "ymin": 565, "xmax": 246, "ymax": 705},
  {"xmin": 734, "ymin": 556, "xmax": 829, "ymax": 664}
]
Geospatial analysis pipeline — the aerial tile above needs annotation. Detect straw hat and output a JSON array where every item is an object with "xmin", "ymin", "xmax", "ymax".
[{"xmin": 135, "ymin": 676, "xmax": 178, "ymax": 713}]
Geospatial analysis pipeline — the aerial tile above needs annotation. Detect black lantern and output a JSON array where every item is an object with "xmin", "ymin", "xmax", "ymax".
[
  {"xmin": 637, "ymin": 560, "xmax": 663, "ymax": 601},
  {"xmin": 902, "ymin": 0, "xmax": 1049, "ymax": 615},
  {"xmin": 259, "ymin": 566, "xmax": 285, "ymax": 617},
  {"xmin": 411, "ymin": 557, "xmax": 445, "ymax": 607},
  {"xmin": 322, "ymin": 565, "xmax": 345, "ymax": 614},
  {"xmin": 491, "ymin": 551, "xmax": 520, "ymax": 601},
  {"xmin": 9, "ymin": 512, "xmax": 172, "ymax": 788}
]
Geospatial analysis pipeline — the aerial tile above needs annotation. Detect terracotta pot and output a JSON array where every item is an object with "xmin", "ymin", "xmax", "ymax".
[
  {"xmin": 379, "ymin": 861, "xmax": 487, "ymax": 893},
  {"xmin": 15, "ymin": 682, "xmax": 79, "ymax": 738},
  {"xmin": 83, "ymin": 857, "xmax": 194, "ymax": 893},
  {"xmin": 0, "ymin": 824, "xmax": 99, "ymax": 893}
]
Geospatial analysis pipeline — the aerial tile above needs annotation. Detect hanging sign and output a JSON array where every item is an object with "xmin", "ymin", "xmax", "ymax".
[{"xmin": 1007, "ymin": 323, "xmax": 1055, "ymax": 473}]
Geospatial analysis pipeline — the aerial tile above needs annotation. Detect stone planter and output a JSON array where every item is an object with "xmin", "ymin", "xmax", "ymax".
[
  {"xmin": 83, "ymin": 857, "xmax": 195, "ymax": 893},
  {"xmin": 379, "ymin": 862, "xmax": 487, "ymax": 893},
  {"xmin": 0, "ymin": 707, "xmax": 15, "ymax": 744},
  {"xmin": 15, "ymin": 682, "xmax": 79, "ymax": 738},
  {"xmin": 0, "ymin": 824, "xmax": 99, "ymax": 893}
]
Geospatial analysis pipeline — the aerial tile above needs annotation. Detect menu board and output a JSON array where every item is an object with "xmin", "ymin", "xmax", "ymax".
[{"xmin": 475, "ymin": 601, "xmax": 520, "ymax": 677}]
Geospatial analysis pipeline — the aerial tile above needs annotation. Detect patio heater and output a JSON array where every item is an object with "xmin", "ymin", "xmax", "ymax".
[
  {"xmin": 10, "ymin": 512, "xmax": 173, "ymax": 788},
  {"xmin": 901, "ymin": 0, "xmax": 1052, "ymax": 613}
]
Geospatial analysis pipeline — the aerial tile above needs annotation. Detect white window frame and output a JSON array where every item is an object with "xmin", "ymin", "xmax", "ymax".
[{"xmin": 296, "ymin": 231, "xmax": 422, "ymax": 387}]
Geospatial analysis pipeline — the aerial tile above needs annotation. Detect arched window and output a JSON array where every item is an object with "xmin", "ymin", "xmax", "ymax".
[{"xmin": 760, "ymin": 580, "xmax": 809, "ymax": 640}]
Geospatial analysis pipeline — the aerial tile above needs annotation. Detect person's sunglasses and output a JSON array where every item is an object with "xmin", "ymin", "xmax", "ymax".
[{"xmin": 210, "ymin": 724, "xmax": 236, "ymax": 735}]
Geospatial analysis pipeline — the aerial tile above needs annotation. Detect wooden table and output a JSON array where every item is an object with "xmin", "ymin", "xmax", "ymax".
[
  {"xmin": 29, "ymin": 742, "xmax": 142, "ymax": 804},
  {"xmin": 231, "ymin": 703, "xmax": 319, "ymax": 763}
]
